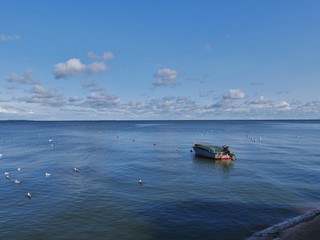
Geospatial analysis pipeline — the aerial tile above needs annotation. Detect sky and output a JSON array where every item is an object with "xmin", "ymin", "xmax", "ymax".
[{"xmin": 0, "ymin": 0, "xmax": 320, "ymax": 120}]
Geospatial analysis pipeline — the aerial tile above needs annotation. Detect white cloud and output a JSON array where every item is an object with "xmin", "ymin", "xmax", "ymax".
[
  {"xmin": 142, "ymin": 96, "xmax": 197, "ymax": 117},
  {"xmin": 300, "ymin": 101, "xmax": 320, "ymax": 114},
  {"xmin": 223, "ymin": 89, "xmax": 246, "ymax": 99},
  {"xmin": 0, "ymin": 106, "xmax": 35, "ymax": 116},
  {"xmin": 88, "ymin": 61, "xmax": 108, "ymax": 72},
  {"xmin": 0, "ymin": 34, "xmax": 21, "ymax": 42},
  {"xmin": 6, "ymin": 70, "xmax": 39, "ymax": 85},
  {"xmin": 17, "ymin": 85, "xmax": 66, "ymax": 107},
  {"xmin": 199, "ymin": 90, "xmax": 214, "ymax": 98},
  {"xmin": 278, "ymin": 101, "xmax": 291, "ymax": 111},
  {"xmin": 0, "ymin": 106, "xmax": 18, "ymax": 114},
  {"xmin": 32, "ymin": 85, "xmax": 47, "ymax": 94},
  {"xmin": 54, "ymin": 58, "xmax": 86, "ymax": 78},
  {"xmin": 304, "ymin": 100, "xmax": 320, "ymax": 107},
  {"xmin": 81, "ymin": 80, "xmax": 99, "ymax": 89},
  {"xmin": 153, "ymin": 68, "xmax": 179, "ymax": 86},
  {"xmin": 84, "ymin": 91, "xmax": 120, "ymax": 109},
  {"xmin": 69, "ymin": 96, "xmax": 83, "ymax": 103},
  {"xmin": 212, "ymin": 99, "xmax": 232, "ymax": 108},
  {"xmin": 248, "ymin": 96, "xmax": 271, "ymax": 105},
  {"xmin": 54, "ymin": 58, "xmax": 108, "ymax": 78},
  {"xmin": 87, "ymin": 51, "xmax": 114, "ymax": 61}
]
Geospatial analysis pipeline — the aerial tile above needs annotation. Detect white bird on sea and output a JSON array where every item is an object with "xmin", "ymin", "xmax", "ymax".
[
  {"xmin": 0, "ymin": 153, "xmax": 3, "ymax": 158},
  {"xmin": 4, "ymin": 172, "xmax": 10, "ymax": 176},
  {"xmin": 45, "ymin": 172, "xmax": 51, "ymax": 177},
  {"xmin": 138, "ymin": 179, "xmax": 143, "ymax": 185},
  {"xmin": 174, "ymin": 147, "xmax": 181, "ymax": 152},
  {"xmin": 17, "ymin": 167, "xmax": 21, "ymax": 171},
  {"xmin": 15, "ymin": 179, "xmax": 21, "ymax": 184},
  {"xmin": 73, "ymin": 167, "xmax": 80, "ymax": 173},
  {"xmin": 26, "ymin": 192, "xmax": 32, "ymax": 199},
  {"xmin": 6, "ymin": 175, "xmax": 10, "ymax": 180}
]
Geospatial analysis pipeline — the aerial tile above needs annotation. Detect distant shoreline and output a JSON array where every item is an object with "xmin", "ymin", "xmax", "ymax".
[{"xmin": 1, "ymin": 119, "xmax": 319, "ymax": 122}]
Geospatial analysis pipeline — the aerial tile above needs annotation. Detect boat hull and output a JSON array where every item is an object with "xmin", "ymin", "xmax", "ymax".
[{"xmin": 193, "ymin": 144, "xmax": 235, "ymax": 160}]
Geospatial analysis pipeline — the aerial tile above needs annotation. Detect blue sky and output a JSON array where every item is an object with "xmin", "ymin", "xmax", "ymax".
[{"xmin": 0, "ymin": 0, "xmax": 319, "ymax": 120}]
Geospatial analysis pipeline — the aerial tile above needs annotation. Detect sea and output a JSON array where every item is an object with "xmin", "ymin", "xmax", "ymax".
[{"xmin": 0, "ymin": 120, "xmax": 319, "ymax": 240}]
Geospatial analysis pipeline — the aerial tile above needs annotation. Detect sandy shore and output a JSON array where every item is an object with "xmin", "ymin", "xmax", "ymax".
[{"xmin": 247, "ymin": 209, "xmax": 320, "ymax": 240}]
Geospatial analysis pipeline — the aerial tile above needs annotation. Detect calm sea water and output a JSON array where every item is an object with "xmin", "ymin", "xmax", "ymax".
[{"xmin": 0, "ymin": 120, "xmax": 319, "ymax": 240}]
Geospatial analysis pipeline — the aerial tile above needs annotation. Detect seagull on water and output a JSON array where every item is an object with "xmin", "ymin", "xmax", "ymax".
[
  {"xmin": 26, "ymin": 192, "xmax": 32, "ymax": 199},
  {"xmin": 4, "ymin": 172, "xmax": 10, "ymax": 176},
  {"xmin": 73, "ymin": 167, "xmax": 80, "ymax": 173},
  {"xmin": 138, "ymin": 179, "xmax": 143, "ymax": 185},
  {"xmin": 15, "ymin": 179, "xmax": 21, "ymax": 184},
  {"xmin": 17, "ymin": 167, "xmax": 21, "ymax": 171},
  {"xmin": 174, "ymin": 147, "xmax": 181, "ymax": 152},
  {"xmin": 45, "ymin": 172, "xmax": 51, "ymax": 177}
]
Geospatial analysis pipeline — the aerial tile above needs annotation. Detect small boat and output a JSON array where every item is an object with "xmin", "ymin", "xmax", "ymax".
[{"xmin": 193, "ymin": 143, "xmax": 236, "ymax": 160}]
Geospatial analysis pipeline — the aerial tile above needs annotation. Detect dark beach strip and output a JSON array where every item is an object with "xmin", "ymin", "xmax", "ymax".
[{"xmin": 248, "ymin": 209, "xmax": 320, "ymax": 240}]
